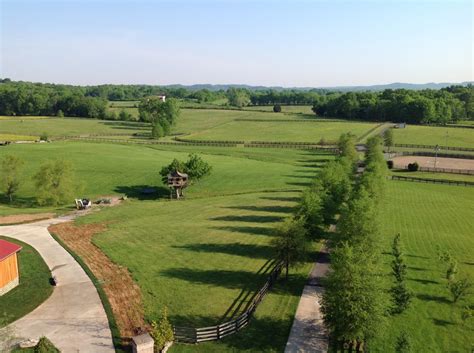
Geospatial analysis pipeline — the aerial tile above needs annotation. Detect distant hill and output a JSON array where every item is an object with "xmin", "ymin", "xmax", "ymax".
[{"xmin": 164, "ymin": 81, "xmax": 472, "ymax": 92}]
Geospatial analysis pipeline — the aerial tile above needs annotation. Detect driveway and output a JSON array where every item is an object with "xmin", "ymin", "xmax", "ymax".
[{"xmin": 0, "ymin": 217, "xmax": 115, "ymax": 353}]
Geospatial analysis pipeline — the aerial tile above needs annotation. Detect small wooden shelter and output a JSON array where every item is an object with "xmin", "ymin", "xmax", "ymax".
[
  {"xmin": 167, "ymin": 170, "xmax": 189, "ymax": 199},
  {"xmin": 0, "ymin": 239, "xmax": 22, "ymax": 296}
]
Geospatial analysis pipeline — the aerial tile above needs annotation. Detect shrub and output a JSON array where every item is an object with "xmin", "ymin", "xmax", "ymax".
[
  {"xmin": 387, "ymin": 160, "xmax": 394, "ymax": 169},
  {"xmin": 35, "ymin": 336, "xmax": 60, "ymax": 353},
  {"xmin": 152, "ymin": 123, "xmax": 164, "ymax": 139},
  {"xmin": 407, "ymin": 162, "xmax": 419, "ymax": 172},
  {"xmin": 273, "ymin": 104, "xmax": 282, "ymax": 113},
  {"xmin": 40, "ymin": 132, "xmax": 49, "ymax": 141},
  {"xmin": 56, "ymin": 109, "xmax": 64, "ymax": 118},
  {"xmin": 150, "ymin": 307, "xmax": 174, "ymax": 351},
  {"xmin": 448, "ymin": 278, "xmax": 471, "ymax": 303},
  {"xmin": 395, "ymin": 332, "xmax": 411, "ymax": 353}
]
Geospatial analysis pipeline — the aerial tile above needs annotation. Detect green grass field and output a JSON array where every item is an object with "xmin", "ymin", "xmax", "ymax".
[
  {"xmin": 372, "ymin": 181, "xmax": 474, "ymax": 352},
  {"xmin": 1, "ymin": 111, "xmax": 474, "ymax": 352},
  {"xmin": 393, "ymin": 125, "xmax": 474, "ymax": 148},
  {"xmin": 185, "ymin": 120, "xmax": 378, "ymax": 143},
  {"xmin": 0, "ymin": 134, "xmax": 38, "ymax": 141},
  {"xmin": 0, "ymin": 236, "xmax": 53, "ymax": 327},
  {"xmin": 0, "ymin": 118, "xmax": 148, "ymax": 137},
  {"xmin": 243, "ymin": 105, "xmax": 314, "ymax": 114}
]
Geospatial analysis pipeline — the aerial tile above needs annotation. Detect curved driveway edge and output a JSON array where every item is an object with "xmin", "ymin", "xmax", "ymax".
[{"xmin": 0, "ymin": 217, "xmax": 115, "ymax": 353}]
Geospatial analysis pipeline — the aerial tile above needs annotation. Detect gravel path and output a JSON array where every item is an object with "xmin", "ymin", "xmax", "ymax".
[{"xmin": 284, "ymin": 245, "xmax": 329, "ymax": 353}]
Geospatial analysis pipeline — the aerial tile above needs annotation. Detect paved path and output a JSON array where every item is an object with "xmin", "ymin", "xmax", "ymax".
[
  {"xmin": 284, "ymin": 246, "xmax": 329, "ymax": 353},
  {"xmin": 0, "ymin": 217, "xmax": 115, "ymax": 353}
]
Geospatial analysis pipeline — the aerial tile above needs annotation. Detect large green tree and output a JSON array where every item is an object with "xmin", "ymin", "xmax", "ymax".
[
  {"xmin": 1, "ymin": 155, "xmax": 24, "ymax": 203},
  {"xmin": 33, "ymin": 160, "xmax": 79, "ymax": 206},
  {"xmin": 272, "ymin": 218, "xmax": 308, "ymax": 279}
]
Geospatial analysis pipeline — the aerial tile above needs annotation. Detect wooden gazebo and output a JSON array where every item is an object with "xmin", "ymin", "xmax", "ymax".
[{"xmin": 167, "ymin": 170, "xmax": 189, "ymax": 199}]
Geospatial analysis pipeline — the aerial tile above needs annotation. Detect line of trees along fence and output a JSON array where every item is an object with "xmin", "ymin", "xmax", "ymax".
[
  {"xmin": 391, "ymin": 175, "xmax": 474, "ymax": 187},
  {"xmin": 173, "ymin": 261, "xmax": 284, "ymax": 344},
  {"xmin": 394, "ymin": 143, "xmax": 474, "ymax": 152}
]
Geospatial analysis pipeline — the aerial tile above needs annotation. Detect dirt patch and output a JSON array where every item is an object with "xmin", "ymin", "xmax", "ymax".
[
  {"xmin": 392, "ymin": 156, "xmax": 474, "ymax": 171},
  {"xmin": 0, "ymin": 213, "xmax": 55, "ymax": 225},
  {"xmin": 49, "ymin": 222, "xmax": 146, "ymax": 339}
]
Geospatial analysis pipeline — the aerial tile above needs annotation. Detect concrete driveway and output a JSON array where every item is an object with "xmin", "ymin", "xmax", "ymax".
[{"xmin": 0, "ymin": 217, "xmax": 115, "ymax": 353}]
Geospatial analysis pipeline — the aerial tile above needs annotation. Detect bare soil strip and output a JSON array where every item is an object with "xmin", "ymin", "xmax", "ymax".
[
  {"xmin": 0, "ymin": 213, "xmax": 55, "ymax": 225},
  {"xmin": 49, "ymin": 222, "xmax": 146, "ymax": 338}
]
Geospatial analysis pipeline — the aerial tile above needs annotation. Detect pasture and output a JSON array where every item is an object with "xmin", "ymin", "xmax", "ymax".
[
  {"xmin": 0, "ymin": 118, "xmax": 148, "ymax": 137},
  {"xmin": 392, "ymin": 125, "xmax": 474, "ymax": 148},
  {"xmin": 184, "ymin": 120, "xmax": 379, "ymax": 143},
  {"xmin": 373, "ymin": 181, "xmax": 474, "ymax": 352},
  {"xmin": 0, "ymin": 236, "xmax": 53, "ymax": 327}
]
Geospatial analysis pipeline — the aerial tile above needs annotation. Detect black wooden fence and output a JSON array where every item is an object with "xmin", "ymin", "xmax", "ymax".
[
  {"xmin": 394, "ymin": 143, "xmax": 474, "ymax": 152},
  {"xmin": 173, "ymin": 261, "xmax": 284, "ymax": 344},
  {"xmin": 392, "ymin": 151, "xmax": 474, "ymax": 160},
  {"xmin": 391, "ymin": 175, "xmax": 474, "ymax": 187},
  {"xmin": 416, "ymin": 166, "xmax": 474, "ymax": 175}
]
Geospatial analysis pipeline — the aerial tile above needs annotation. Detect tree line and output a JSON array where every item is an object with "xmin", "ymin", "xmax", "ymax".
[
  {"xmin": 311, "ymin": 86, "xmax": 473, "ymax": 124},
  {"xmin": 1, "ymin": 79, "xmax": 472, "ymax": 124}
]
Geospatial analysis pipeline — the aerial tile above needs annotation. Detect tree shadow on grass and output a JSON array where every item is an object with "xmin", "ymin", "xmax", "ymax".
[
  {"xmin": 160, "ymin": 268, "xmax": 266, "ymax": 291},
  {"xmin": 114, "ymin": 185, "xmax": 169, "ymax": 200},
  {"xmin": 224, "ymin": 205, "xmax": 296, "ymax": 214},
  {"xmin": 407, "ymin": 266, "xmax": 429, "ymax": 272},
  {"xmin": 408, "ymin": 278, "xmax": 439, "ymax": 285},
  {"xmin": 432, "ymin": 318, "xmax": 456, "ymax": 326},
  {"xmin": 417, "ymin": 293, "xmax": 451, "ymax": 304},
  {"xmin": 259, "ymin": 195, "xmax": 301, "ymax": 203},
  {"xmin": 209, "ymin": 225, "xmax": 275, "ymax": 237},
  {"xmin": 173, "ymin": 243, "xmax": 274, "ymax": 260},
  {"xmin": 210, "ymin": 214, "xmax": 284, "ymax": 223}
]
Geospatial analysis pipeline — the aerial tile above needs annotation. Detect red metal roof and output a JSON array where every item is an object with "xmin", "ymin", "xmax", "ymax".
[{"xmin": 0, "ymin": 239, "xmax": 22, "ymax": 261}]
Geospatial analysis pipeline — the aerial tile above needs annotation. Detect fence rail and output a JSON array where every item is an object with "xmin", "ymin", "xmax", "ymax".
[
  {"xmin": 173, "ymin": 261, "xmax": 284, "ymax": 344},
  {"xmin": 391, "ymin": 175, "xmax": 474, "ymax": 187},
  {"xmin": 394, "ymin": 143, "xmax": 474, "ymax": 152},
  {"xmin": 391, "ymin": 151, "xmax": 474, "ymax": 160},
  {"xmin": 416, "ymin": 166, "xmax": 473, "ymax": 175}
]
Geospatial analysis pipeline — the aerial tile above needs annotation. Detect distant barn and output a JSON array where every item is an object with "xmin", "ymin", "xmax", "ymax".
[{"xmin": 0, "ymin": 239, "xmax": 22, "ymax": 296}]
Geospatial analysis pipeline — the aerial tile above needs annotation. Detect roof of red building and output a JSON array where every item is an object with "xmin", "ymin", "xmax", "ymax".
[{"xmin": 0, "ymin": 239, "xmax": 22, "ymax": 261}]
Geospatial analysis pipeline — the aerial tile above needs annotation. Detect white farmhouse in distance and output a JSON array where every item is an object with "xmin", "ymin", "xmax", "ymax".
[{"xmin": 157, "ymin": 95, "xmax": 166, "ymax": 102}]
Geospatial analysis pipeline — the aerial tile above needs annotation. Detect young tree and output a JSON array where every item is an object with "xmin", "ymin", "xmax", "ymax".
[
  {"xmin": 272, "ymin": 218, "xmax": 308, "ymax": 279},
  {"xmin": 337, "ymin": 133, "xmax": 358, "ymax": 165},
  {"xmin": 273, "ymin": 104, "xmax": 282, "ymax": 113},
  {"xmin": 448, "ymin": 278, "xmax": 471, "ymax": 303},
  {"xmin": 390, "ymin": 234, "xmax": 412, "ymax": 314},
  {"xmin": 383, "ymin": 128, "xmax": 394, "ymax": 152},
  {"xmin": 33, "ymin": 160, "xmax": 78, "ymax": 206},
  {"xmin": 150, "ymin": 307, "xmax": 174, "ymax": 351},
  {"xmin": 295, "ymin": 184, "xmax": 325, "ymax": 238},
  {"xmin": 395, "ymin": 332, "xmax": 411, "ymax": 353},
  {"xmin": 321, "ymin": 243, "xmax": 386, "ymax": 344},
  {"xmin": 1, "ymin": 155, "xmax": 24, "ymax": 203},
  {"xmin": 151, "ymin": 122, "xmax": 165, "ymax": 139}
]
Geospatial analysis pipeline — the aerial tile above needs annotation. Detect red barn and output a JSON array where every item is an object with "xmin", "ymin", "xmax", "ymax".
[{"xmin": 0, "ymin": 239, "xmax": 22, "ymax": 296}]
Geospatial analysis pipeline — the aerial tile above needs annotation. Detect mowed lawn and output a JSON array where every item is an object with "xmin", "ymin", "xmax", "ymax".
[
  {"xmin": 373, "ymin": 181, "xmax": 474, "ymax": 352},
  {"xmin": 185, "ymin": 120, "xmax": 378, "ymax": 143},
  {"xmin": 0, "ymin": 236, "xmax": 53, "ymax": 327},
  {"xmin": 0, "ymin": 117, "xmax": 149, "ymax": 137},
  {"xmin": 0, "ymin": 141, "xmax": 329, "ymax": 213},
  {"xmin": 392, "ymin": 125, "xmax": 474, "ymax": 148}
]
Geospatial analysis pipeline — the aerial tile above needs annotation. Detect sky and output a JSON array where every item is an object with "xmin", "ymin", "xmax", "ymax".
[{"xmin": 0, "ymin": 0, "xmax": 472, "ymax": 87}]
